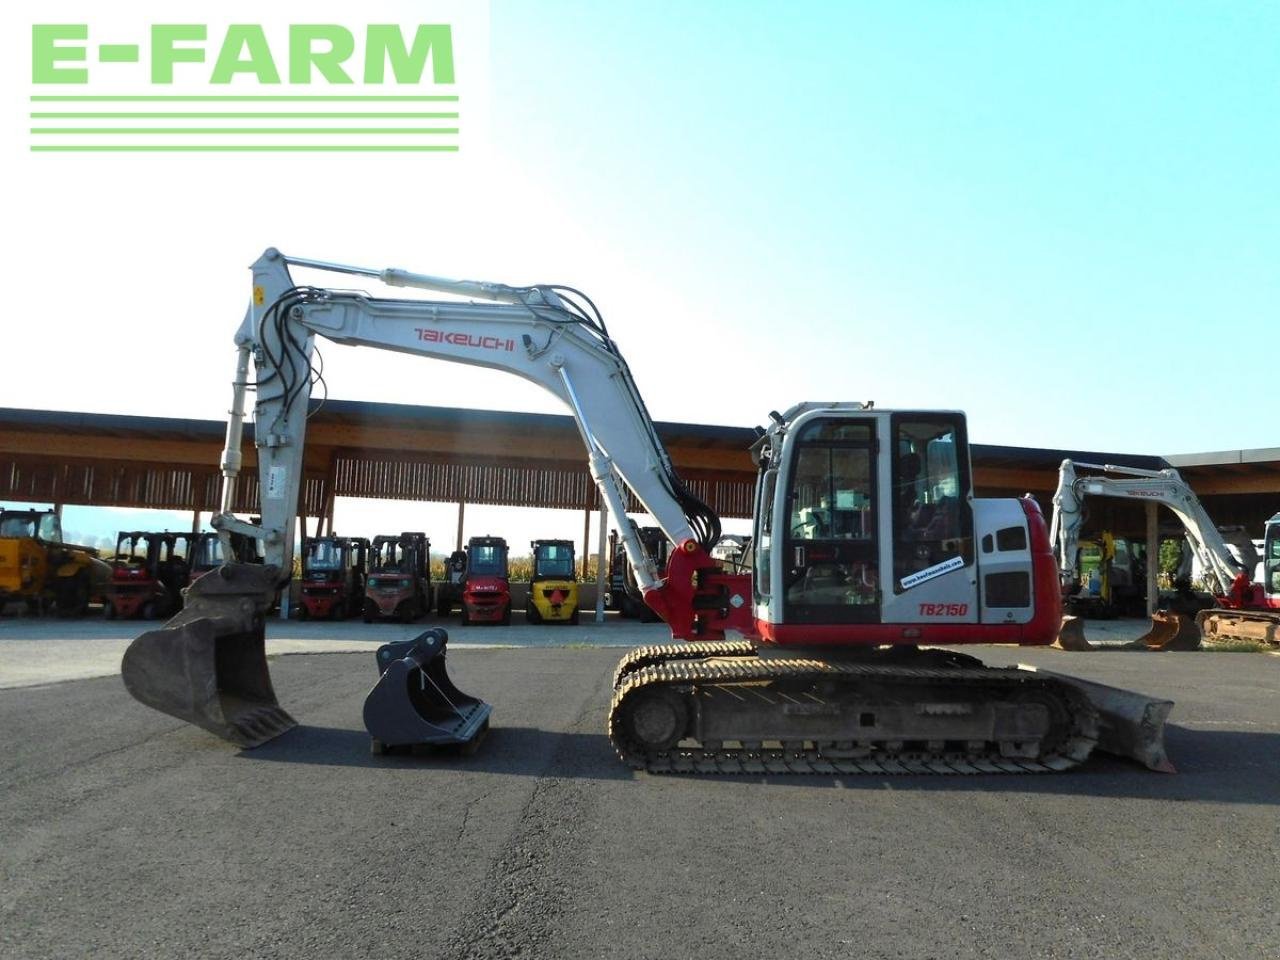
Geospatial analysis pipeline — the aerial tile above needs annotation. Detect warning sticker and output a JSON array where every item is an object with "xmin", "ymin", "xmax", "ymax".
[{"xmin": 265, "ymin": 465, "xmax": 287, "ymax": 500}]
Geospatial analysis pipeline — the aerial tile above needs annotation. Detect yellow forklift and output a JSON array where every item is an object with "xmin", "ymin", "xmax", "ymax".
[{"xmin": 526, "ymin": 539, "xmax": 580, "ymax": 624}]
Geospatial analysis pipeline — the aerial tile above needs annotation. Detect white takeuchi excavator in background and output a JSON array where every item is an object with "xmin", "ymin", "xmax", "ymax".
[
  {"xmin": 1049, "ymin": 460, "xmax": 1280, "ymax": 650},
  {"xmin": 122, "ymin": 249, "xmax": 1176, "ymax": 773}
]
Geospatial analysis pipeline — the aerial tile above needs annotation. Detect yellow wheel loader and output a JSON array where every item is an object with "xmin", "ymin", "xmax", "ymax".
[{"xmin": 0, "ymin": 508, "xmax": 111, "ymax": 616}]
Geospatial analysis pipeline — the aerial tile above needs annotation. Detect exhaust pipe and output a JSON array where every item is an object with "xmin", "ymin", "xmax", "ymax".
[{"xmin": 121, "ymin": 563, "xmax": 294, "ymax": 748}]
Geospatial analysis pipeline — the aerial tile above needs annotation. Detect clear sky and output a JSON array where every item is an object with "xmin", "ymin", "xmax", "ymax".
[{"xmin": 1, "ymin": 0, "xmax": 1275, "ymax": 549}]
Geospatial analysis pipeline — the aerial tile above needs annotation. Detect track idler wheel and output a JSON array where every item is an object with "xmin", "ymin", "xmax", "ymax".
[{"xmin": 616, "ymin": 687, "xmax": 689, "ymax": 756}]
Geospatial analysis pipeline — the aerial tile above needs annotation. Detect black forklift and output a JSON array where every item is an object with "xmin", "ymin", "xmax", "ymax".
[{"xmin": 298, "ymin": 535, "xmax": 371, "ymax": 619}]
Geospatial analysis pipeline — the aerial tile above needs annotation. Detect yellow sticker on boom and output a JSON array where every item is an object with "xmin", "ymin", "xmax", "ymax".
[{"xmin": 253, "ymin": 285, "xmax": 265, "ymax": 306}]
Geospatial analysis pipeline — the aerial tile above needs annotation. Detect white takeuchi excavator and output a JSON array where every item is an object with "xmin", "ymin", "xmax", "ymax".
[
  {"xmin": 122, "ymin": 249, "xmax": 1176, "ymax": 773},
  {"xmin": 1049, "ymin": 460, "xmax": 1280, "ymax": 650}
]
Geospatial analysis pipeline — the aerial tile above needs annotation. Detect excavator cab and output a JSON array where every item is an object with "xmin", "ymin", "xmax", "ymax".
[{"xmin": 751, "ymin": 409, "xmax": 1022, "ymax": 642}]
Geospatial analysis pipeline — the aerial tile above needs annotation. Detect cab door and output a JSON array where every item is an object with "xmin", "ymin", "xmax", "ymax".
[{"xmin": 781, "ymin": 418, "xmax": 880, "ymax": 624}]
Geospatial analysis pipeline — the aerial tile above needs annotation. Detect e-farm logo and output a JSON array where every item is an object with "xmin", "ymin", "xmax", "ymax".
[{"xmin": 29, "ymin": 23, "xmax": 460, "ymax": 152}]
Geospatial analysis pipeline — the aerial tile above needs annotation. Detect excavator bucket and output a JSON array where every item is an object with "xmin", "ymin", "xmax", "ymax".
[
  {"xmin": 1053, "ymin": 615, "xmax": 1095, "ymax": 651},
  {"xmin": 1020, "ymin": 666, "xmax": 1175, "ymax": 772},
  {"xmin": 364, "ymin": 629, "xmax": 491, "ymax": 753},
  {"xmin": 121, "ymin": 563, "xmax": 295, "ymax": 748},
  {"xmin": 1133, "ymin": 610, "xmax": 1201, "ymax": 651}
]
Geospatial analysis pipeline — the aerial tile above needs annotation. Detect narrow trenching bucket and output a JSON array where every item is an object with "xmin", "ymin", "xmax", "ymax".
[
  {"xmin": 363, "ymin": 629, "xmax": 491, "ymax": 752},
  {"xmin": 1133, "ymin": 610, "xmax": 1201, "ymax": 651},
  {"xmin": 1020, "ymin": 665, "xmax": 1176, "ymax": 772},
  {"xmin": 121, "ymin": 563, "xmax": 295, "ymax": 748}
]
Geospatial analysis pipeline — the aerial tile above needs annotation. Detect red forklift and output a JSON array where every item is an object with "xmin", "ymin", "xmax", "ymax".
[
  {"xmin": 297, "ymin": 535, "xmax": 371, "ymax": 620},
  {"xmin": 363, "ymin": 532, "xmax": 432, "ymax": 623},
  {"xmin": 105, "ymin": 532, "xmax": 195, "ymax": 619},
  {"xmin": 460, "ymin": 535, "xmax": 511, "ymax": 626}
]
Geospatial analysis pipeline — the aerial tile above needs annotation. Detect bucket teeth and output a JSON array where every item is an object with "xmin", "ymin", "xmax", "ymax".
[{"xmin": 121, "ymin": 563, "xmax": 295, "ymax": 748}]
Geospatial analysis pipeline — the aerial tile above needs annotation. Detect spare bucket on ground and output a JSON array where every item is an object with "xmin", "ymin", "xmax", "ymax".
[
  {"xmin": 1134, "ymin": 610, "xmax": 1202, "ymax": 650},
  {"xmin": 364, "ymin": 629, "xmax": 491, "ymax": 754},
  {"xmin": 121, "ymin": 563, "xmax": 295, "ymax": 748}
]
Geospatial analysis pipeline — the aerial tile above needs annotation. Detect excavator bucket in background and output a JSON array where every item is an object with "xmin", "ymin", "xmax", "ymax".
[
  {"xmin": 1133, "ymin": 610, "xmax": 1202, "ymax": 651},
  {"xmin": 364, "ymin": 629, "xmax": 491, "ymax": 754},
  {"xmin": 1053, "ymin": 615, "xmax": 1095, "ymax": 651},
  {"xmin": 1053, "ymin": 612, "xmax": 1201, "ymax": 652},
  {"xmin": 121, "ymin": 563, "xmax": 295, "ymax": 748},
  {"xmin": 1019, "ymin": 666, "xmax": 1176, "ymax": 772}
]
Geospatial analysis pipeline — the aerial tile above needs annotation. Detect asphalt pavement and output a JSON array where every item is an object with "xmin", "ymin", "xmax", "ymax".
[{"xmin": 2, "ymin": 634, "xmax": 1278, "ymax": 959}]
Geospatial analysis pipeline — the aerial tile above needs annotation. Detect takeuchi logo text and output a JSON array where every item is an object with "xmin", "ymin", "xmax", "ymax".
[
  {"xmin": 415, "ymin": 329, "xmax": 515, "ymax": 352},
  {"xmin": 32, "ymin": 24, "xmax": 454, "ymax": 85}
]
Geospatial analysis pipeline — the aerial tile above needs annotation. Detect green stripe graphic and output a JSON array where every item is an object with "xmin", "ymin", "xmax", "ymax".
[
  {"xmin": 32, "ymin": 128, "xmax": 459, "ymax": 135},
  {"xmin": 31, "ymin": 145, "xmax": 460, "ymax": 152},
  {"xmin": 30, "ymin": 112, "xmax": 460, "ymax": 119},
  {"xmin": 31, "ymin": 95, "xmax": 459, "ymax": 102}
]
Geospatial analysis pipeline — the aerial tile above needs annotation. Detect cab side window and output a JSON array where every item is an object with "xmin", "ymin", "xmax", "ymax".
[
  {"xmin": 38, "ymin": 514, "xmax": 61, "ymax": 543},
  {"xmin": 892, "ymin": 417, "xmax": 972, "ymax": 590}
]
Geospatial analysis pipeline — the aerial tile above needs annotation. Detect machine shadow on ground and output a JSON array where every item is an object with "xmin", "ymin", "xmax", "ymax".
[
  {"xmin": 238, "ymin": 722, "xmax": 1280, "ymax": 806},
  {"xmin": 239, "ymin": 724, "xmax": 634, "ymax": 781}
]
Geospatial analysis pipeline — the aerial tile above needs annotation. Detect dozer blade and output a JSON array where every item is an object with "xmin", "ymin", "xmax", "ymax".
[
  {"xmin": 121, "ymin": 563, "xmax": 295, "ymax": 748},
  {"xmin": 1053, "ymin": 615, "xmax": 1096, "ymax": 651},
  {"xmin": 1020, "ymin": 666, "xmax": 1175, "ymax": 772},
  {"xmin": 364, "ymin": 629, "xmax": 491, "ymax": 751},
  {"xmin": 1133, "ymin": 610, "xmax": 1201, "ymax": 651}
]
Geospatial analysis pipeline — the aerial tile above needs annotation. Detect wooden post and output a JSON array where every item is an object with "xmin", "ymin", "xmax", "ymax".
[
  {"xmin": 582, "ymin": 506, "xmax": 592, "ymax": 579},
  {"xmin": 191, "ymin": 510, "xmax": 200, "ymax": 534},
  {"xmin": 456, "ymin": 500, "xmax": 465, "ymax": 551},
  {"xmin": 322, "ymin": 452, "xmax": 338, "ymax": 535},
  {"xmin": 1146, "ymin": 502, "xmax": 1159, "ymax": 617}
]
